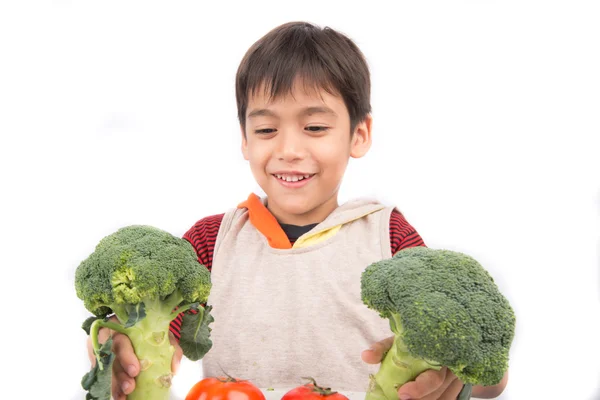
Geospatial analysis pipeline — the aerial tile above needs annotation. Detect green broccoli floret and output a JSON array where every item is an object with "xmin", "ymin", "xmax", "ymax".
[
  {"xmin": 361, "ymin": 246, "xmax": 515, "ymax": 400},
  {"xmin": 75, "ymin": 225, "xmax": 214, "ymax": 400}
]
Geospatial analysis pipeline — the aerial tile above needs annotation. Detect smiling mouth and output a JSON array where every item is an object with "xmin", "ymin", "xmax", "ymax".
[{"xmin": 272, "ymin": 173, "xmax": 315, "ymax": 182}]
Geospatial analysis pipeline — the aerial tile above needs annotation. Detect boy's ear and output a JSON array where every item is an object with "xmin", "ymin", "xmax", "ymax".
[
  {"xmin": 241, "ymin": 125, "xmax": 249, "ymax": 160},
  {"xmin": 350, "ymin": 114, "xmax": 373, "ymax": 159}
]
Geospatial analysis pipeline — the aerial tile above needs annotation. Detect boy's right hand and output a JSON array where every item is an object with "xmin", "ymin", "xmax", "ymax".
[{"xmin": 87, "ymin": 317, "xmax": 183, "ymax": 400}]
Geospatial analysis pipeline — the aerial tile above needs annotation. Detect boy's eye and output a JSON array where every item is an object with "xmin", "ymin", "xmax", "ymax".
[
  {"xmin": 306, "ymin": 126, "xmax": 329, "ymax": 132},
  {"xmin": 254, "ymin": 127, "xmax": 329, "ymax": 134},
  {"xmin": 255, "ymin": 128, "xmax": 276, "ymax": 134}
]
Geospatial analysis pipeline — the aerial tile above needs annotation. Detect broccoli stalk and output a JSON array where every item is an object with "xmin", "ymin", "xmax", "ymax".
[
  {"xmin": 361, "ymin": 247, "xmax": 515, "ymax": 400},
  {"xmin": 76, "ymin": 225, "xmax": 214, "ymax": 400},
  {"xmin": 368, "ymin": 314, "xmax": 443, "ymax": 400},
  {"xmin": 87, "ymin": 295, "xmax": 197, "ymax": 400}
]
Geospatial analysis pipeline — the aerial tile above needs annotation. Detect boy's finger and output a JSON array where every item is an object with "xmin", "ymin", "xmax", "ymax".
[
  {"xmin": 397, "ymin": 367, "xmax": 448, "ymax": 399},
  {"xmin": 169, "ymin": 332, "xmax": 183, "ymax": 374},
  {"xmin": 437, "ymin": 378, "xmax": 464, "ymax": 400},
  {"xmin": 112, "ymin": 332, "xmax": 140, "ymax": 378},
  {"xmin": 361, "ymin": 336, "xmax": 395, "ymax": 364},
  {"xmin": 87, "ymin": 325, "xmax": 113, "ymax": 367},
  {"xmin": 97, "ymin": 325, "xmax": 112, "ymax": 343},
  {"xmin": 111, "ymin": 379, "xmax": 125, "ymax": 400},
  {"xmin": 418, "ymin": 370, "xmax": 462, "ymax": 400},
  {"xmin": 112, "ymin": 361, "xmax": 135, "ymax": 400},
  {"xmin": 86, "ymin": 336, "xmax": 97, "ymax": 367}
]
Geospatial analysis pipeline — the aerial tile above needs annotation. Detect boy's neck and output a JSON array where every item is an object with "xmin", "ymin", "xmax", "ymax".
[{"xmin": 266, "ymin": 194, "xmax": 339, "ymax": 226}]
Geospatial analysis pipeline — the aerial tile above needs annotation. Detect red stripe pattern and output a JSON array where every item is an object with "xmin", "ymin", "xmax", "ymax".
[
  {"xmin": 169, "ymin": 209, "xmax": 425, "ymax": 339},
  {"xmin": 182, "ymin": 213, "xmax": 224, "ymax": 272},
  {"xmin": 389, "ymin": 209, "xmax": 427, "ymax": 253},
  {"xmin": 169, "ymin": 214, "xmax": 224, "ymax": 340}
]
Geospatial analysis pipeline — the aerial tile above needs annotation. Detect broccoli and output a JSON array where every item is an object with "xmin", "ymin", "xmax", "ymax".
[
  {"xmin": 75, "ymin": 225, "xmax": 214, "ymax": 400},
  {"xmin": 361, "ymin": 246, "xmax": 515, "ymax": 400}
]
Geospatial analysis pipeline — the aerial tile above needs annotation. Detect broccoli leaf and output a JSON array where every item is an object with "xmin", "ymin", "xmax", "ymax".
[
  {"xmin": 82, "ymin": 316, "xmax": 98, "ymax": 335},
  {"xmin": 182, "ymin": 302, "xmax": 200, "ymax": 314},
  {"xmin": 81, "ymin": 337, "xmax": 115, "ymax": 400},
  {"xmin": 179, "ymin": 304, "xmax": 214, "ymax": 361},
  {"xmin": 81, "ymin": 363, "xmax": 98, "ymax": 390},
  {"xmin": 124, "ymin": 303, "xmax": 146, "ymax": 328},
  {"xmin": 88, "ymin": 363, "xmax": 113, "ymax": 400}
]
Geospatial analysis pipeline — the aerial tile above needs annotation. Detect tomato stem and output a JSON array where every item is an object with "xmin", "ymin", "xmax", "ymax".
[
  {"xmin": 216, "ymin": 366, "xmax": 249, "ymax": 383},
  {"xmin": 301, "ymin": 377, "xmax": 338, "ymax": 396}
]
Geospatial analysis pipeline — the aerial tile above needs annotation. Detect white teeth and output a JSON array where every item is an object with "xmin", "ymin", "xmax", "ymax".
[{"xmin": 274, "ymin": 173, "xmax": 313, "ymax": 182}]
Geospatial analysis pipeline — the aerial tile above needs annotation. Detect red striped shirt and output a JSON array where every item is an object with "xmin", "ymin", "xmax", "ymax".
[{"xmin": 169, "ymin": 209, "xmax": 425, "ymax": 339}]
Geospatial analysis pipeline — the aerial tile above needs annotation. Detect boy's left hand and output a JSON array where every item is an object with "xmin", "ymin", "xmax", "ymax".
[{"xmin": 362, "ymin": 336, "xmax": 464, "ymax": 400}]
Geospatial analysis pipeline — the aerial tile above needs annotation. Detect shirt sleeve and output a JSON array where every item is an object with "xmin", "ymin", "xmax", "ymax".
[
  {"xmin": 169, "ymin": 213, "xmax": 224, "ymax": 341},
  {"xmin": 389, "ymin": 208, "xmax": 426, "ymax": 255}
]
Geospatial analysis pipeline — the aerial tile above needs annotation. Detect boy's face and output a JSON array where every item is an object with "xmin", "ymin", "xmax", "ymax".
[{"xmin": 241, "ymin": 78, "xmax": 372, "ymax": 225}]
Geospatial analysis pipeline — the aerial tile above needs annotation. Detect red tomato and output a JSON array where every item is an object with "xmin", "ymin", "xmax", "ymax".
[
  {"xmin": 281, "ymin": 378, "xmax": 349, "ymax": 400},
  {"xmin": 186, "ymin": 376, "xmax": 266, "ymax": 400}
]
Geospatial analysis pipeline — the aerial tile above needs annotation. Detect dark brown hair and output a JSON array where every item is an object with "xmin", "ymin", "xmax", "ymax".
[{"xmin": 236, "ymin": 21, "xmax": 371, "ymax": 133}]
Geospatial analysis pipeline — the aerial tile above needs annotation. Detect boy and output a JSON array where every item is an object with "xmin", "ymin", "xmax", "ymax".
[{"xmin": 92, "ymin": 21, "xmax": 509, "ymax": 399}]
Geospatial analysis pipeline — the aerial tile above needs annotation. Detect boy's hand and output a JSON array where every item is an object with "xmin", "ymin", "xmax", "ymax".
[
  {"xmin": 86, "ymin": 317, "xmax": 183, "ymax": 400},
  {"xmin": 362, "ymin": 337, "xmax": 464, "ymax": 400}
]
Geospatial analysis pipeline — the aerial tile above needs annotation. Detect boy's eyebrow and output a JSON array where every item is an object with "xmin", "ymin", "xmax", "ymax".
[
  {"xmin": 247, "ymin": 109, "xmax": 278, "ymax": 119},
  {"xmin": 247, "ymin": 106, "xmax": 337, "ymax": 119},
  {"xmin": 301, "ymin": 106, "xmax": 337, "ymax": 117}
]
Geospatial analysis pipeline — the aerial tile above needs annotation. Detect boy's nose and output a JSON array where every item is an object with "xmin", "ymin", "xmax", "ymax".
[{"xmin": 275, "ymin": 131, "xmax": 306, "ymax": 162}]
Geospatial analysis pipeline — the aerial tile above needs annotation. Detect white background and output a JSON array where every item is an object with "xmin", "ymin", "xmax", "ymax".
[{"xmin": 1, "ymin": 1, "xmax": 599, "ymax": 399}]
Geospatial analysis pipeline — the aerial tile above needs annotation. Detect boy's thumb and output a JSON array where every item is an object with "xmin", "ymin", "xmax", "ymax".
[{"xmin": 361, "ymin": 336, "xmax": 394, "ymax": 364}]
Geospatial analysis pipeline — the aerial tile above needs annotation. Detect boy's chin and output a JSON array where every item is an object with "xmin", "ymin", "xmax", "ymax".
[
  {"xmin": 268, "ymin": 194, "xmax": 314, "ymax": 215},
  {"xmin": 266, "ymin": 192, "xmax": 336, "ymax": 222}
]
